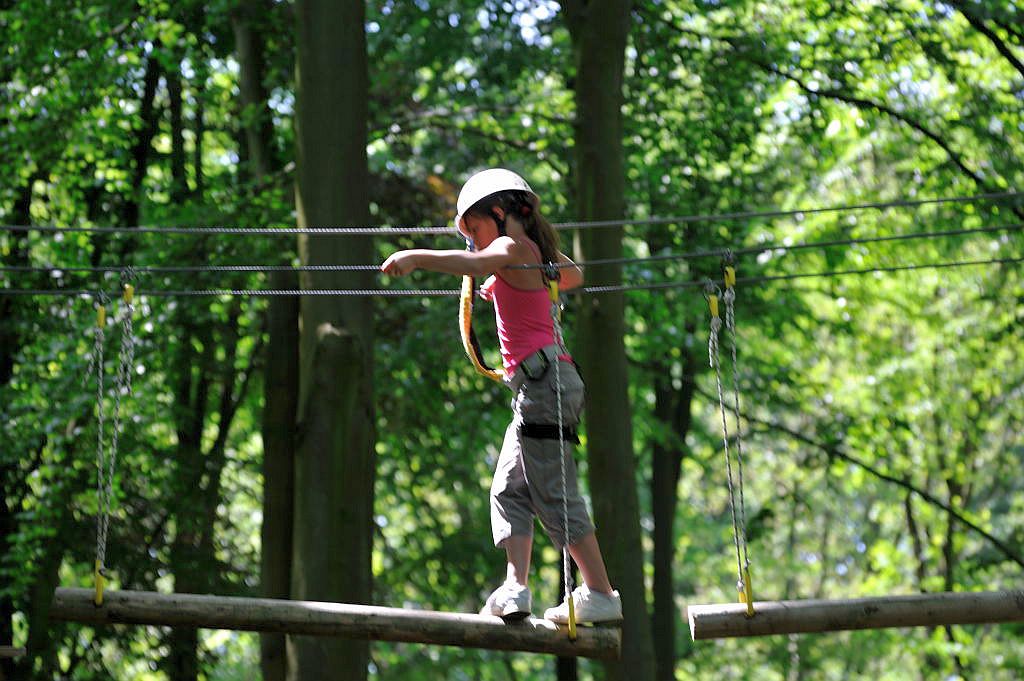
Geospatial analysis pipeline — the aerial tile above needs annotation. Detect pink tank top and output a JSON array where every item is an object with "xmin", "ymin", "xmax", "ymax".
[{"xmin": 491, "ymin": 241, "xmax": 568, "ymax": 373}]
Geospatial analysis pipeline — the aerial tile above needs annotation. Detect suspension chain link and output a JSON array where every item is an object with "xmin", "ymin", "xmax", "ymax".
[
  {"xmin": 705, "ymin": 279, "xmax": 753, "ymax": 616},
  {"xmin": 545, "ymin": 263, "xmax": 576, "ymax": 640},
  {"xmin": 721, "ymin": 255, "xmax": 754, "ymax": 615},
  {"xmin": 92, "ymin": 274, "xmax": 137, "ymax": 606},
  {"xmin": 90, "ymin": 295, "xmax": 109, "ymax": 605}
]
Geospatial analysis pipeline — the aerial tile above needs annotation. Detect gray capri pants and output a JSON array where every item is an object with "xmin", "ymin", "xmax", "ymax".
[{"xmin": 490, "ymin": 345, "xmax": 595, "ymax": 549}]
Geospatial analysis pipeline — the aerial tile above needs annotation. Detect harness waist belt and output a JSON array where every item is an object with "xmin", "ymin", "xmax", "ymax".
[{"xmin": 520, "ymin": 422, "xmax": 580, "ymax": 444}]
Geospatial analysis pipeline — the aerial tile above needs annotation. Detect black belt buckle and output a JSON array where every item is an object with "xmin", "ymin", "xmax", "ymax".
[{"xmin": 520, "ymin": 349, "xmax": 551, "ymax": 380}]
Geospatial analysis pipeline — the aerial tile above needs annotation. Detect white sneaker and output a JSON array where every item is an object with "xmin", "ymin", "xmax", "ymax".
[
  {"xmin": 544, "ymin": 585, "xmax": 623, "ymax": 624},
  {"xmin": 480, "ymin": 581, "xmax": 532, "ymax": 620}
]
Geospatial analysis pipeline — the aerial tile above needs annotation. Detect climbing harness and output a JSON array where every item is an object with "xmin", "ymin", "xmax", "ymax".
[
  {"xmin": 90, "ymin": 273, "xmax": 137, "ymax": 606},
  {"xmin": 705, "ymin": 255, "xmax": 754, "ymax": 617}
]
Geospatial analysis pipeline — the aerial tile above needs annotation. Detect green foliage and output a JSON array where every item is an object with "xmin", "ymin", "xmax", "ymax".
[{"xmin": 1, "ymin": 0, "xmax": 1023, "ymax": 679}]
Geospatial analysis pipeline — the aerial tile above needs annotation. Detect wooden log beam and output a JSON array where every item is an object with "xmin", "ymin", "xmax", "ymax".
[
  {"xmin": 51, "ymin": 588, "xmax": 620, "ymax": 660},
  {"xmin": 688, "ymin": 590, "xmax": 1024, "ymax": 640},
  {"xmin": 0, "ymin": 645, "xmax": 26, "ymax": 658}
]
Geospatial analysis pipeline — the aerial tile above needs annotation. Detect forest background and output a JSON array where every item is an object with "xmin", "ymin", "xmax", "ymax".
[{"xmin": 1, "ymin": 0, "xmax": 1023, "ymax": 680}]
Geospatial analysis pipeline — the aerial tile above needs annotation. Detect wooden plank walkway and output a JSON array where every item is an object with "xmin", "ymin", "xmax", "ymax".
[
  {"xmin": 688, "ymin": 590, "xmax": 1024, "ymax": 639},
  {"xmin": 52, "ymin": 588, "xmax": 620, "ymax": 660}
]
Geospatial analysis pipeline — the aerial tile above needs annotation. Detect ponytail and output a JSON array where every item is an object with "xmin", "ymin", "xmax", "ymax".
[{"xmin": 464, "ymin": 189, "xmax": 560, "ymax": 264}]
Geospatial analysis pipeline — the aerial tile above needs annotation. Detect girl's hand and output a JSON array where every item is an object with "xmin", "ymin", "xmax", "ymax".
[
  {"xmin": 381, "ymin": 251, "xmax": 419, "ymax": 277},
  {"xmin": 479, "ymin": 274, "xmax": 497, "ymax": 301}
]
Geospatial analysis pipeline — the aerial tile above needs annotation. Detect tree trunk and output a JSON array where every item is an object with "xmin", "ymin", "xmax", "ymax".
[
  {"xmin": 1, "ymin": 181, "xmax": 35, "ymax": 681},
  {"xmin": 261, "ymin": 270, "xmax": 298, "ymax": 681},
  {"xmin": 193, "ymin": 90, "xmax": 205, "ymax": 198},
  {"xmin": 650, "ymin": 340, "xmax": 697, "ymax": 681},
  {"xmin": 562, "ymin": 2, "xmax": 655, "ymax": 680},
  {"xmin": 190, "ymin": 7, "xmax": 207, "ymax": 199},
  {"xmin": 291, "ymin": 0, "xmax": 374, "ymax": 679},
  {"xmin": 0, "ymin": 180, "xmax": 32, "ymax": 385},
  {"xmin": 0, "ymin": 485, "xmax": 14, "ymax": 681},
  {"xmin": 644, "ymin": 208, "xmax": 698, "ymax": 680},
  {"xmin": 165, "ymin": 307, "xmax": 248, "ymax": 681},
  {"xmin": 121, "ymin": 56, "xmax": 160, "ymax": 232},
  {"xmin": 21, "ymin": 516, "xmax": 68, "ymax": 680},
  {"xmin": 167, "ymin": 63, "xmax": 188, "ymax": 203},
  {"xmin": 232, "ymin": 0, "xmax": 277, "ymax": 180},
  {"xmin": 166, "ymin": 316, "xmax": 213, "ymax": 681},
  {"xmin": 15, "ymin": 448, "xmax": 89, "ymax": 680},
  {"xmin": 289, "ymin": 330, "xmax": 373, "ymax": 681},
  {"xmin": 232, "ymin": 4, "xmax": 296, "ymax": 678}
]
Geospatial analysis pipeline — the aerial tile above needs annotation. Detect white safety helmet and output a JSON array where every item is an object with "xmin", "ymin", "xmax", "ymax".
[{"xmin": 455, "ymin": 168, "xmax": 538, "ymax": 229}]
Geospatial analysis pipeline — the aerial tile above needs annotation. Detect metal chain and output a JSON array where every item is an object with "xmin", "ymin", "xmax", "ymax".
[
  {"xmin": 3, "ymin": 188, "xmax": 1020, "ymax": 235},
  {"xmin": 91, "ymin": 301, "xmax": 109, "ymax": 569},
  {"xmin": 4, "ymin": 255, "xmax": 1022, "ymax": 298},
  {"xmin": 93, "ymin": 280, "xmax": 136, "ymax": 584},
  {"xmin": 130, "ymin": 288, "xmax": 462, "ymax": 297},
  {"xmin": 549, "ymin": 290, "xmax": 574, "ymax": 635},
  {"xmin": 722, "ymin": 276, "xmax": 751, "ymax": 575},
  {"xmin": 5, "ymin": 222, "xmax": 1020, "ymax": 279},
  {"xmin": 543, "ymin": 259, "xmax": 578, "ymax": 635},
  {"xmin": 578, "ymin": 255, "xmax": 1024, "ymax": 294},
  {"xmin": 706, "ymin": 284, "xmax": 745, "ymax": 595},
  {"xmin": 108, "ymin": 287, "xmax": 135, "ymax": 544}
]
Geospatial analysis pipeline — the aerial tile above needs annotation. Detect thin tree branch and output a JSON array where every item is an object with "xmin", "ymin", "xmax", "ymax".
[
  {"xmin": 946, "ymin": 0, "xmax": 1024, "ymax": 79},
  {"xmin": 635, "ymin": 2, "xmax": 1024, "ymax": 221},
  {"xmin": 740, "ymin": 410, "xmax": 1024, "ymax": 570},
  {"xmin": 394, "ymin": 117, "xmax": 570, "ymax": 177}
]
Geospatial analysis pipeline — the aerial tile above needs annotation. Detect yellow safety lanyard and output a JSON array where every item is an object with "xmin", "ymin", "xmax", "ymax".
[{"xmin": 458, "ymin": 239, "xmax": 505, "ymax": 383}]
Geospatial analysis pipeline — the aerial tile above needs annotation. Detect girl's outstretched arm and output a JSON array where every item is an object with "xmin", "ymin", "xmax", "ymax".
[{"xmin": 381, "ymin": 237, "xmax": 520, "ymax": 278}]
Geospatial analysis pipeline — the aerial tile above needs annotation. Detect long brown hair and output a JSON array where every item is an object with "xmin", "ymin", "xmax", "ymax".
[{"xmin": 464, "ymin": 189, "xmax": 560, "ymax": 265}]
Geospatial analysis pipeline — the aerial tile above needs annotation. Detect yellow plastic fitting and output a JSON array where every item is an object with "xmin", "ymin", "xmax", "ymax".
[
  {"xmin": 568, "ymin": 595, "xmax": 577, "ymax": 641},
  {"xmin": 122, "ymin": 284, "xmax": 134, "ymax": 304},
  {"xmin": 740, "ymin": 568, "xmax": 754, "ymax": 617},
  {"xmin": 97, "ymin": 306, "xmax": 107, "ymax": 328},
  {"xmin": 94, "ymin": 559, "xmax": 106, "ymax": 607},
  {"xmin": 724, "ymin": 266, "xmax": 736, "ymax": 288},
  {"xmin": 708, "ymin": 294, "xmax": 719, "ymax": 318}
]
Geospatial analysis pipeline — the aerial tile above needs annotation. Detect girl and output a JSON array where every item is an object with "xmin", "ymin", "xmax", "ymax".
[{"xmin": 381, "ymin": 168, "xmax": 622, "ymax": 624}]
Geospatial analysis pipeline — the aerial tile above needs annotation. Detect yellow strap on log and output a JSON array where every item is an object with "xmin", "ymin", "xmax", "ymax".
[
  {"xmin": 94, "ymin": 559, "xmax": 106, "ymax": 607},
  {"xmin": 568, "ymin": 595, "xmax": 577, "ymax": 640},
  {"xmin": 742, "ymin": 568, "xmax": 754, "ymax": 617}
]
